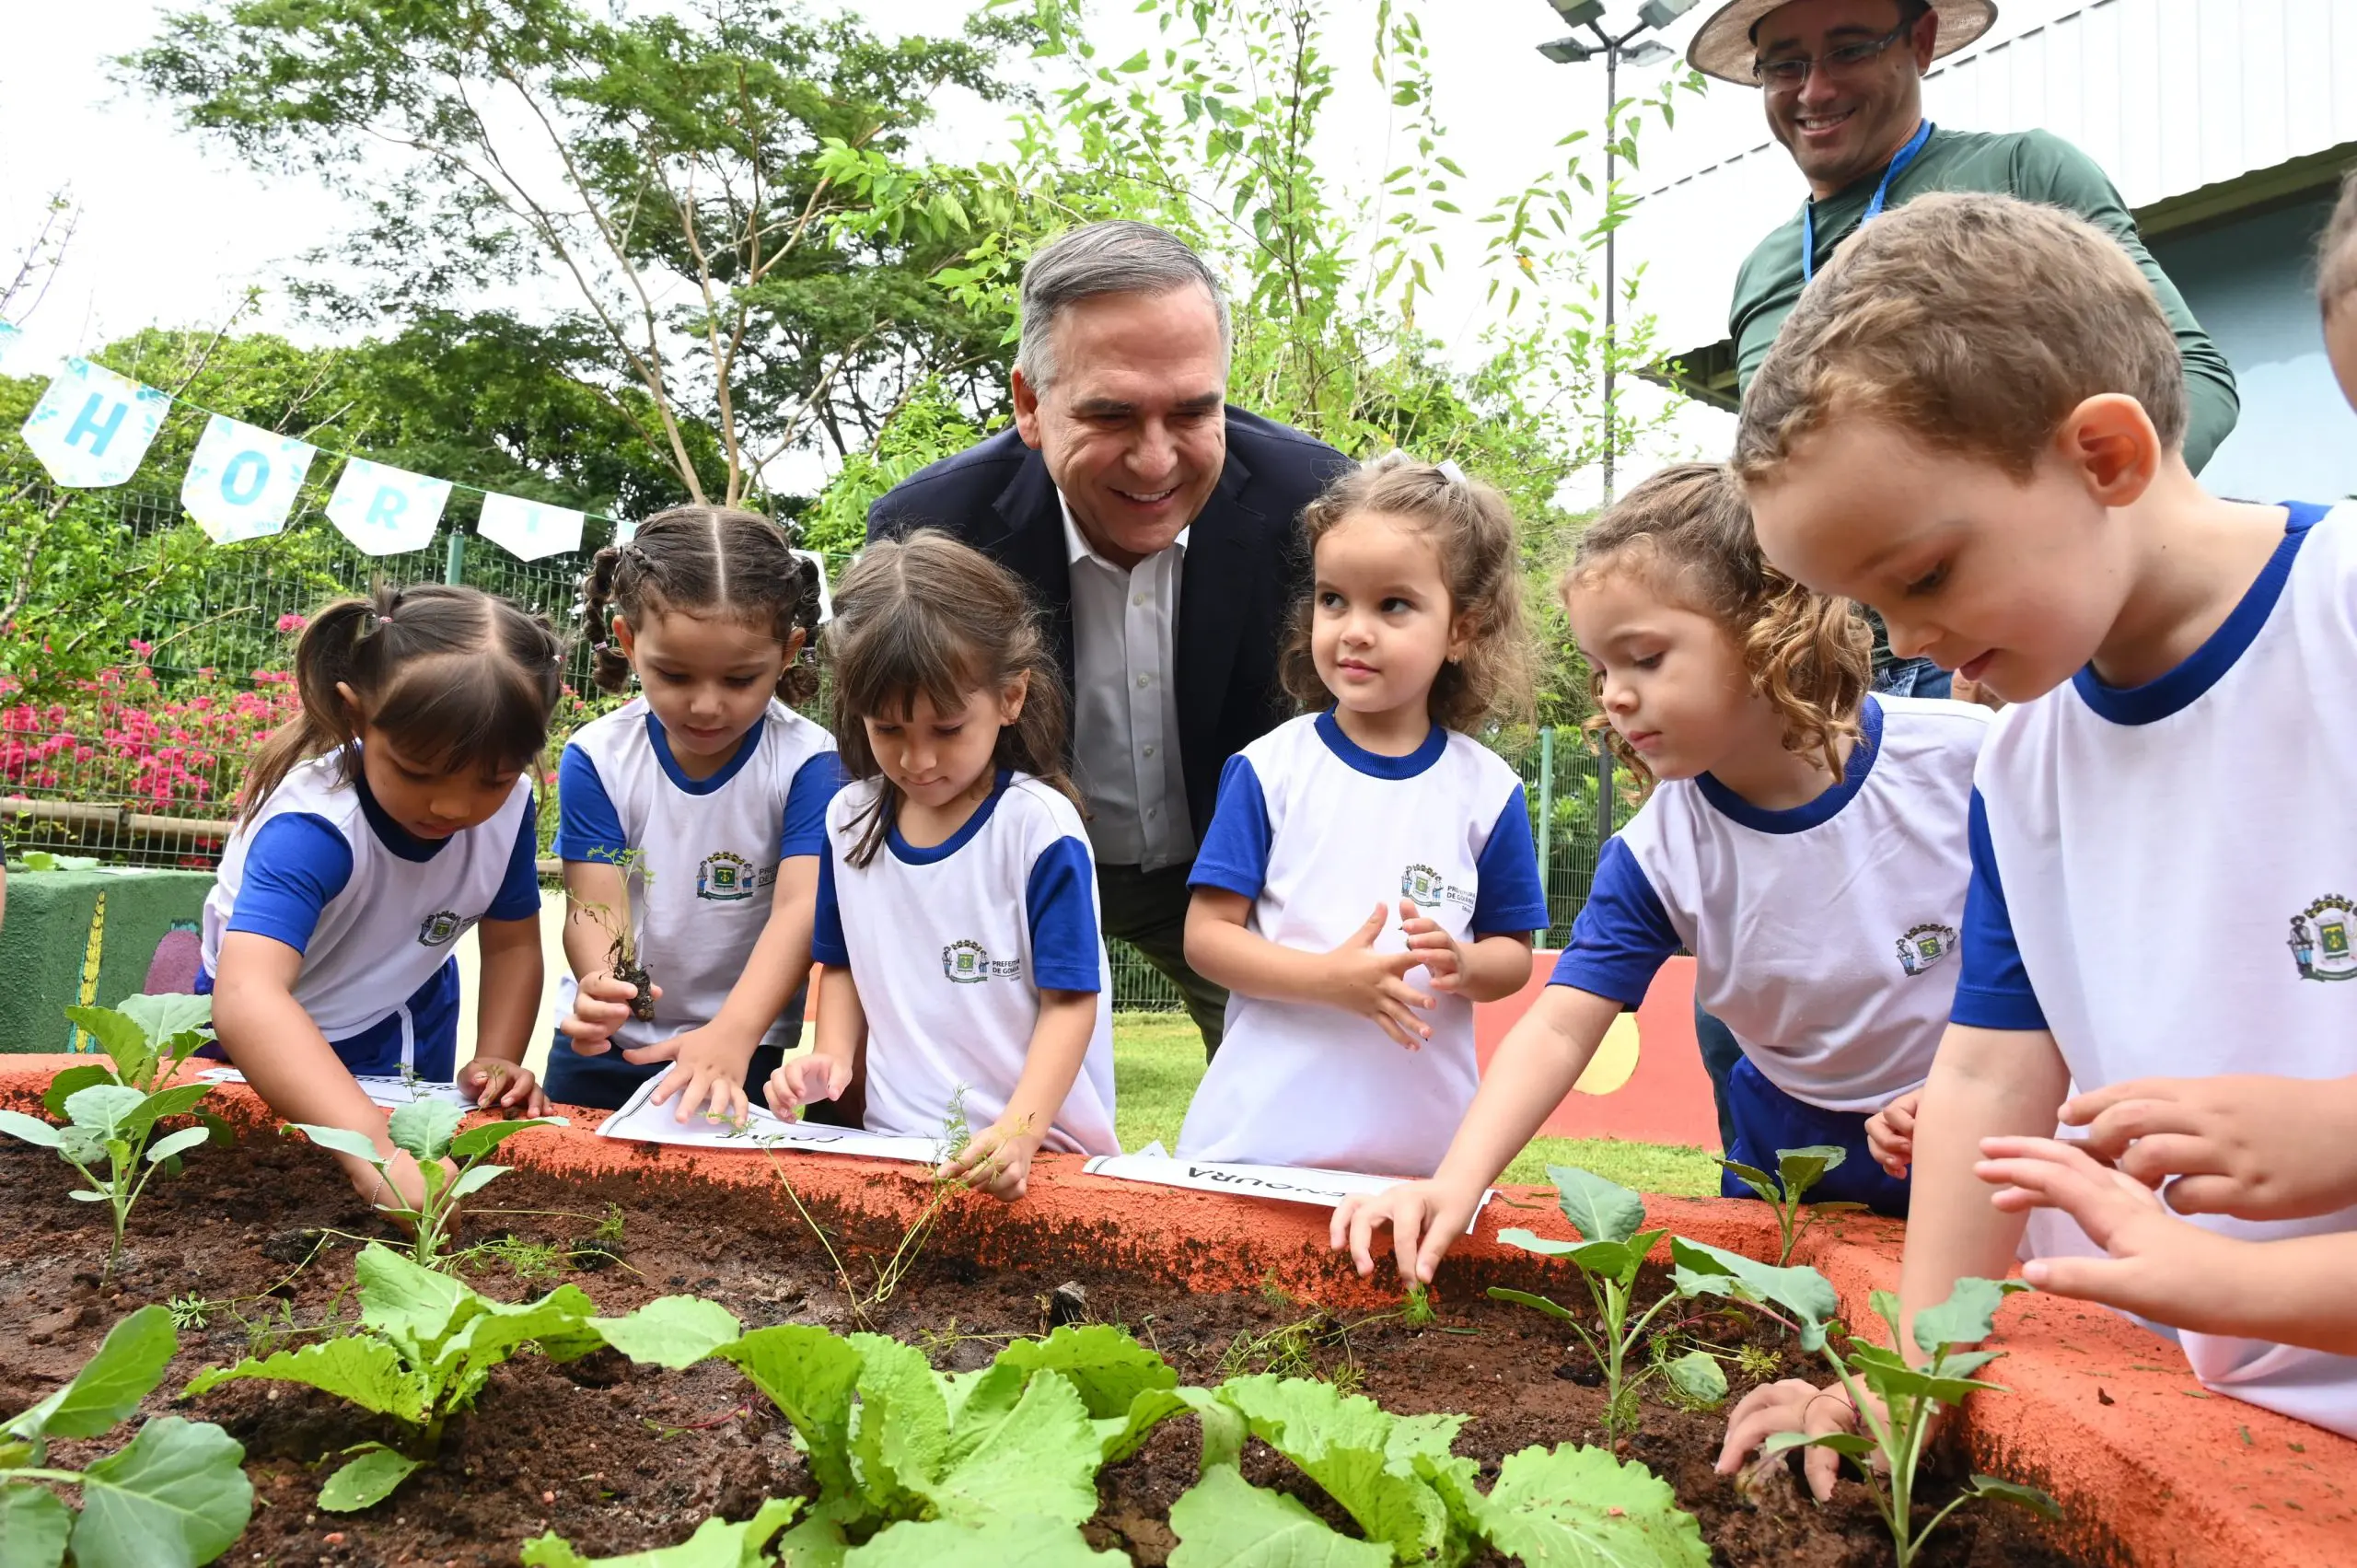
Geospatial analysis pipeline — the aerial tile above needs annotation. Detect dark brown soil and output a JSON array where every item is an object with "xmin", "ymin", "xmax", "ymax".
[{"xmin": 0, "ymin": 1130, "xmax": 2106, "ymax": 1567}]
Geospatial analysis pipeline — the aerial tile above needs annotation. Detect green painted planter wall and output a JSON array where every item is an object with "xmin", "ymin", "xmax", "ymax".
[{"xmin": 0, "ymin": 867, "xmax": 211, "ymax": 1052}]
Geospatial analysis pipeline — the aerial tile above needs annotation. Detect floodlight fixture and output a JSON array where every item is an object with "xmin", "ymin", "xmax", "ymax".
[
  {"xmin": 1550, "ymin": 0, "xmax": 1608, "ymax": 29},
  {"xmin": 1623, "ymin": 39, "xmax": 1675, "ymax": 65},
  {"xmin": 1538, "ymin": 37, "xmax": 1598, "ymax": 64},
  {"xmin": 1637, "ymin": 0, "xmax": 1701, "ymax": 29}
]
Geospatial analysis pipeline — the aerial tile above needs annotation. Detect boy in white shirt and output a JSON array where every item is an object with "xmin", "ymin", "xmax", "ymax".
[{"xmin": 1717, "ymin": 191, "xmax": 2357, "ymax": 1483}]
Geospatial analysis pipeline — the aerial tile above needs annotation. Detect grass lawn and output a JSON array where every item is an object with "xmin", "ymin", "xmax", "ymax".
[{"xmin": 1112, "ymin": 1013, "xmax": 1723, "ymax": 1198}]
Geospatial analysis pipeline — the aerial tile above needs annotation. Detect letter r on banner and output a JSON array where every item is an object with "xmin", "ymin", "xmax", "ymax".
[{"xmin": 327, "ymin": 459, "xmax": 450, "ymax": 556}]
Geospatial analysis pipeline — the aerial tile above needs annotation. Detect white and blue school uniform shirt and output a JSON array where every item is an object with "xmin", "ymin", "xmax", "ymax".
[
  {"xmin": 1558, "ymin": 695, "xmax": 1988, "ymax": 1112},
  {"xmin": 811, "ymin": 770, "xmax": 1119, "ymax": 1156},
  {"xmin": 1175, "ymin": 714, "xmax": 1548, "ymax": 1177},
  {"xmin": 551, "ymin": 698, "xmax": 842, "ymax": 1100},
  {"xmin": 199, "ymin": 752, "xmax": 540, "ymax": 1078},
  {"xmin": 1956, "ymin": 500, "xmax": 2357, "ymax": 1438}
]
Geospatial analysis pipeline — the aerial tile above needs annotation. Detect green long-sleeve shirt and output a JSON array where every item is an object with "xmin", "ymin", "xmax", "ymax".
[{"xmin": 1730, "ymin": 125, "xmax": 2240, "ymax": 473}]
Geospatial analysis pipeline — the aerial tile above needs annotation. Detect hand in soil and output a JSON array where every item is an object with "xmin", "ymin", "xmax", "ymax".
[
  {"xmin": 1718, "ymin": 1376, "xmax": 1900, "ymax": 1503},
  {"xmin": 1865, "ymin": 1090, "xmax": 1919, "ymax": 1179},
  {"xmin": 765, "ymin": 1051, "xmax": 853, "ymax": 1121},
  {"xmin": 1319, "ymin": 902, "xmax": 1434, "ymax": 1048},
  {"xmin": 1331, "ymin": 1177, "xmax": 1481, "ymax": 1284},
  {"xmin": 560, "ymin": 970, "xmax": 662, "ymax": 1053},
  {"xmin": 459, "ymin": 1055, "xmax": 550, "ymax": 1116},
  {"xmin": 938, "ymin": 1117, "xmax": 1042, "ymax": 1202},
  {"xmin": 2060, "ymin": 1073, "xmax": 2357, "ymax": 1220},
  {"xmin": 644, "ymin": 1026, "xmax": 758, "ymax": 1124},
  {"xmin": 1980, "ymin": 1134, "xmax": 2251, "ymax": 1330},
  {"xmin": 346, "ymin": 1145, "xmax": 459, "ymax": 1218}
]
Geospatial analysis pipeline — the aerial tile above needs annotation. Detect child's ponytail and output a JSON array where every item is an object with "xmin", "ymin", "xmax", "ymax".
[
  {"xmin": 580, "ymin": 544, "xmax": 637, "ymax": 697},
  {"xmin": 1742, "ymin": 569, "xmax": 1873, "ymax": 784}
]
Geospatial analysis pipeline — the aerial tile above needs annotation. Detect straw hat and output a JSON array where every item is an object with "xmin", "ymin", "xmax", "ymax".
[{"xmin": 1686, "ymin": 1, "xmax": 1997, "ymax": 87}]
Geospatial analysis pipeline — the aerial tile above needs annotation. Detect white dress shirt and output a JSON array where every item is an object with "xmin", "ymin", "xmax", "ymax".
[{"xmin": 1060, "ymin": 494, "xmax": 1195, "ymax": 870}]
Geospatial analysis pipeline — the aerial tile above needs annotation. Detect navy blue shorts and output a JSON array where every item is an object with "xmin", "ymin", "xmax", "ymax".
[
  {"xmin": 197, "ymin": 958, "xmax": 459, "ymax": 1081},
  {"xmin": 1722, "ymin": 1055, "xmax": 1910, "ymax": 1217}
]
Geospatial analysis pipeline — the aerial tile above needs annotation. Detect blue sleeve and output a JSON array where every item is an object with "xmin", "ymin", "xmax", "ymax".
[
  {"xmin": 1469, "ymin": 784, "xmax": 1549, "ymax": 937},
  {"xmin": 226, "ymin": 814, "xmax": 355, "ymax": 953},
  {"xmin": 1547, "ymin": 836, "xmax": 1679, "ymax": 1007},
  {"xmin": 780, "ymin": 750, "xmax": 849, "ymax": 862},
  {"xmin": 810, "ymin": 848, "xmax": 850, "ymax": 969},
  {"xmin": 1187, "ymin": 754, "xmax": 1272, "ymax": 900},
  {"xmin": 486, "ymin": 799, "xmax": 541, "ymax": 922},
  {"xmin": 554, "ymin": 745, "xmax": 628, "ymax": 863},
  {"xmin": 1950, "ymin": 788, "xmax": 2048, "ymax": 1030},
  {"xmin": 1026, "ymin": 837, "xmax": 1104, "ymax": 993}
]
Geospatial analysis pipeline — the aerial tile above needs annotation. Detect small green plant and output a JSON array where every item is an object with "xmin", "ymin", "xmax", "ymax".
[
  {"xmin": 1671, "ymin": 1240, "xmax": 2060, "ymax": 1568},
  {"xmin": 572, "ymin": 846, "xmax": 656, "ymax": 1021},
  {"xmin": 2, "ymin": 1305, "xmax": 252, "ymax": 1568},
  {"xmin": 286, "ymin": 1098, "xmax": 566, "ymax": 1269},
  {"xmin": 184, "ymin": 1242, "xmax": 613, "ymax": 1510},
  {"xmin": 1716, "ymin": 1144, "xmax": 1869, "ymax": 1266},
  {"xmin": 0, "ymin": 1017, "xmax": 222, "ymax": 1283},
  {"xmin": 1491, "ymin": 1167, "xmax": 1728, "ymax": 1444},
  {"xmin": 49, "ymin": 993, "xmax": 221, "ymax": 1104},
  {"xmin": 1402, "ymin": 1282, "xmax": 1436, "ymax": 1328},
  {"xmin": 17, "ymin": 850, "xmax": 100, "ymax": 871}
]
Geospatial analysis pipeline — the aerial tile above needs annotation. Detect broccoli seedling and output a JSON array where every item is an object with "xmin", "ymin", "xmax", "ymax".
[
  {"xmin": 288, "ymin": 1098, "xmax": 566, "ymax": 1270},
  {"xmin": 1717, "ymin": 1144, "xmax": 1869, "ymax": 1267}
]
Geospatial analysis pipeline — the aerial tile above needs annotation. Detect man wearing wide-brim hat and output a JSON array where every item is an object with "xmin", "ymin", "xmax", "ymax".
[{"xmin": 1698, "ymin": 0, "xmax": 2239, "ymax": 701}]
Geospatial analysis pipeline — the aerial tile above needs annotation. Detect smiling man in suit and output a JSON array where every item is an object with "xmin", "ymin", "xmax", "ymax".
[{"xmin": 868, "ymin": 219, "xmax": 1350, "ymax": 1060}]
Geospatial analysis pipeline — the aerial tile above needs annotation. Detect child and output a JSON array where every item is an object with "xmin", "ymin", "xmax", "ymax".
[
  {"xmin": 1715, "ymin": 192, "xmax": 2357, "ymax": 1486},
  {"xmin": 551, "ymin": 506, "xmax": 839, "ymax": 1121},
  {"xmin": 1174, "ymin": 455, "xmax": 1549, "ymax": 1178},
  {"xmin": 765, "ymin": 529, "xmax": 1118, "ymax": 1199},
  {"xmin": 203, "ymin": 585, "xmax": 562, "ymax": 1209},
  {"xmin": 1334, "ymin": 463, "xmax": 1991, "ymax": 1277}
]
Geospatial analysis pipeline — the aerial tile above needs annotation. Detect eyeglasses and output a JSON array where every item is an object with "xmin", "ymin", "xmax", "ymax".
[{"xmin": 1752, "ymin": 19, "xmax": 1914, "ymax": 88}]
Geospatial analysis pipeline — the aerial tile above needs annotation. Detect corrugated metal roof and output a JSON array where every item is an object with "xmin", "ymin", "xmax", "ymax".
[{"xmin": 1625, "ymin": 0, "xmax": 2357, "ymax": 363}]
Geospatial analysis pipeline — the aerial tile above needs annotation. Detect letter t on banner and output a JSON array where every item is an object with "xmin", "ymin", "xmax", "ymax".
[
  {"xmin": 181, "ymin": 413, "xmax": 318, "ymax": 543},
  {"xmin": 478, "ymin": 491, "xmax": 586, "ymax": 562},
  {"xmin": 20, "ymin": 357, "xmax": 170, "ymax": 488},
  {"xmin": 326, "ymin": 459, "xmax": 450, "ymax": 556}
]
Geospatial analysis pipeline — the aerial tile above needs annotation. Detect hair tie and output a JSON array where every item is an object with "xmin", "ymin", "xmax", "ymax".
[
  {"xmin": 1435, "ymin": 459, "xmax": 1469, "ymax": 486},
  {"xmin": 375, "ymin": 614, "xmax": 394, "ymax": 628}
]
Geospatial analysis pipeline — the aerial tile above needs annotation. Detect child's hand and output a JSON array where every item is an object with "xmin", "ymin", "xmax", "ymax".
[
  {"xmin": 457, "ymin": 1056, "xmax": 549, "ymax": 1116},
  {"xmin": 1978, "ymin": 1134, "xmax": 2242, "ymax": 1328},
  {"xmin": 1717, "ymin": 1378, "xmax": 1895, "ymax": 1503},
  {"xmin": 647, "ymin": 1026, "xmax": 755, "ymax": 1125},
  {"xmin": 559, "ymin": 970, "xmax": 661, "ymax": 1055},
  {"xmin": 345, "ymin": 1147, "xmax": 458, "ymax": 1216},
  {"xmin": 1865, "ymin": 1089, "xmax": 1921, "ymax": 1179},
  {"xmin": 1331, "ymin": 1178, "xmax": 1481, "ymax": 1283},
  {"xmin": 764, "ymin": 1052, "xmax": 852, "ymax": 1121},
  {"xmin": 1397, "ymin": 900, "xmax": 1470, "ymax": 994},
  {"xmin": 939, "ymin": 1116, "xmax": 1044, "ymax": 1202},
  {"xmin": 1321, "ymin": 902, "xmax": 1435, "ymax": 1048},
  {"xmin": 2061, "ymin": 1074, "xmax": 2357, "ymax": 1220}
]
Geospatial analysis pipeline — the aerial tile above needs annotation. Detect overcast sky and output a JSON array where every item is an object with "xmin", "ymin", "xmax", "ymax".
[{"xmin": 0, "ymin": 1, "xmax": 1739, "ymax": 505}]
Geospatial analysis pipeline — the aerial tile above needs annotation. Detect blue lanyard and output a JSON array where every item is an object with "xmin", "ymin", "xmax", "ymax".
[{"xmin": 1803, "ymin": 120, "xmax": 1933, "ymax": 282}]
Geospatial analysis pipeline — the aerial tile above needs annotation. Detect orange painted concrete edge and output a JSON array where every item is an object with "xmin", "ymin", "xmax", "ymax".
[{"xmin": 5, "ymin": 1057, "xmax": 2352, "ymax": 1566}]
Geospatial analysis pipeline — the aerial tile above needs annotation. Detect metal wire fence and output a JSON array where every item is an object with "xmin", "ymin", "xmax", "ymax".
[{"xmin": 2, "ymin": 491, "xmax": 1624, "ymax": 1007}]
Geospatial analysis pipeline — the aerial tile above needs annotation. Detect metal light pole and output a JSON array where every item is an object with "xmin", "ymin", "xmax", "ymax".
[{"xmin": 1537, "ymin": 0, "xmax": 1696, "ymax": 505}]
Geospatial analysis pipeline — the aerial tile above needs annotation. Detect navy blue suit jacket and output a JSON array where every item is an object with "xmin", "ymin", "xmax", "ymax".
[{"xmin": 865, "ymin": 407, "xmax": 1351, "ymax": 848}]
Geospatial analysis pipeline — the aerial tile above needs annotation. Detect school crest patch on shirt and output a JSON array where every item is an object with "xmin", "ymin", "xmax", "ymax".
[
  {"xmin": 416, "ymin": 910, "xmax": 474, "ymax": 947},
  {"xmin": 696, "ymin": 850, "xmax": 758, "ymax": 901},
  {"xmin": 2289, "ymin": 896, "xmax": 2357, "ymax": 981},
  {"xmin": 1895, "ymin": 922, "xmax": 1957, "ymax": 977}
]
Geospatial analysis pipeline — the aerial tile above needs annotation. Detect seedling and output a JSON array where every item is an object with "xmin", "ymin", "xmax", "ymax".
[
  {"xmin": 286, "ymin": 1098, "xmax": 567, "ymax": 1269},
  {"xmin": 2, "ymin": 1305, "xmax": 252, "ymax": 1568},
  {"xmin": 185, "ymin": 1242, "xmax": 608, "ymax": 1510},
  {"xmin": 1671, "ymin": 1239, "xmax": 2059, "ymax": 1568},
  {"xmin": 0, "ymin": 1017, "xmax": 221, "ymax": 1283},
  {"xmin": 1717, "ymin": 1144, "xmax": 1869, "ymax": 1266},
  {"xmin": 1490, "ymin": 1166, "xmax": 1728, "ymax": 1444},
  {"xmin": 1402, "ymin": 1282, "xmax": 1436, "ymax": 1328},
  {"xmin": 571, "ymin": 846, "xmax": 656, "ymax": 1022},
  {"xmin": 48, "ymin": 993, "xmax": 235, "ymax": 1142},
  {"xmin": 17, "ymin": 850, "xmax": 99, "ymax": 871}
]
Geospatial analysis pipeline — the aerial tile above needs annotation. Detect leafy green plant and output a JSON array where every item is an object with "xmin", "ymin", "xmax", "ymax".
[
  {"xmin": 1489, "ymin": 1167, "xmax": 1728, "ymax": 1443},
  {"xmin": 183, "ymin": 1241, "xmax": 610, "ymax": 1510},
  {"xmin": 1672, "ymin": 1241, "xmax": 2060, "ymax": 1568},
  {"xmin": 520, "ymin": 1499, "xmax": 804, "ymax": 1567},
  {"xmin": 287, "ymin": 1098, "xmax": 566, "ymax": 1269},
  {"xmin": 0, "ymin": 1044, "xmax": 219, "ymax": 1283},
  {"xmin": 1716, "ymin": 1145, "xmax": 1870, "ymax": 1266},
  {"xmin": 1, "ymin": 1304, "xmax": 252, "ymax": 1568},
  {"xmin": 17, "ymin": 850, "xmax": 100, "ymax": 871}
]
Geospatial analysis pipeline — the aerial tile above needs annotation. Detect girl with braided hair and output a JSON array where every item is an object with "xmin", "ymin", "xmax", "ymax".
[{"xmin": 551, "ymin": 505, "xmax": 842, "ymax": 1120}]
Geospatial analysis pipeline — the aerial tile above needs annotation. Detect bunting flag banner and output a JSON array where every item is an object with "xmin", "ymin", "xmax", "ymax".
[
  {"xmin": 477, "ymin": 490, "xmax": 586, "ymax": 561},
  {"xmin": 20, "ymin": 357, "xmax": 171, "ymax": 488},
  {"xmin": 792, "ymin": 548, "xmax": 835, "ymax": 624},
  {"xmin": 326, "ymin": 458, "xmax": 451, "ymax": 556},
  {"xmin": 180, "ymin": 413, "xmax": 318, "ymax": 543},
  {"xmin": 0, "ymin": 320, "xmax": 24, "ymax": 372}
]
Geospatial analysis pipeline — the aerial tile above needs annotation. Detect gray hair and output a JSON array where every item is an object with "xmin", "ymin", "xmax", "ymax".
[{"xmin": 1013, "ymin": 220, "xmax": 1233, "ymax": 390}]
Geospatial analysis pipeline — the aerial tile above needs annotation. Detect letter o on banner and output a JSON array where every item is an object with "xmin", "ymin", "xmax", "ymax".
[
  {"xmin": 327, "ymin": 459, "xmax": 451, "ymax": 556},
  {"xmin": 182, "ymin": 414, "xmax": 317, "ymax": 543}
]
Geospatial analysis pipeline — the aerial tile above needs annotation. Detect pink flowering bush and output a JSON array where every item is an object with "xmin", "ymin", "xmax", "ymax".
[{"xmin": 1, "ymin": 661, "xmax": 305, "ymax": 817}]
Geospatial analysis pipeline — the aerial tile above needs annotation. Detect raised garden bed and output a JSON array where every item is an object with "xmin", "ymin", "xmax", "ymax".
[{"xmin": 3, "ymin": 1058, "xmax": 2352, "ymax": 1566}]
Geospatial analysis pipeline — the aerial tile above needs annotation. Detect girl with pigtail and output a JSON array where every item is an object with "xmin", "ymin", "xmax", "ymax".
[
  {"xmin": 203, "ymin": 584, "xmax": 563, "ymax": 1212},
  {"xmin": 551, "ymin": 505, "xmax": 844, "ymax": 1119},
  {"xmin": 1336, "ymin": 463, "xmax": 1993, "ymax": 1283}
]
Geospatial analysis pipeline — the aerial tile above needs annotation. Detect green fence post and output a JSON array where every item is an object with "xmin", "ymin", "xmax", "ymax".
[
  {"xmin": 443, "ymin": 530, "xmax": 467, "ymax": 587},
  {"xmin": 1536, "ymin": 725, "xmax": 1554, "ymax": 873},
  {"xmin": 1596, "ymin": 728, "xmax": 1614, "ymax": 841}
]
